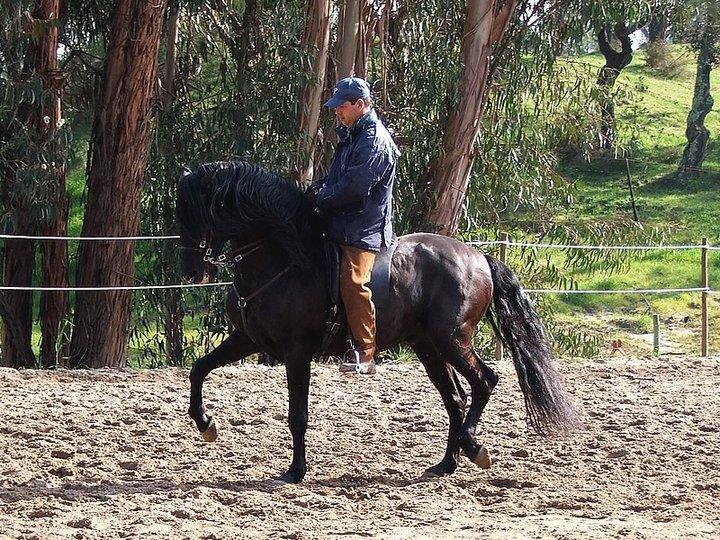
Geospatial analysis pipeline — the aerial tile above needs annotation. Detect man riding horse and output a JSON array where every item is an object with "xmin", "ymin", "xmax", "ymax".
[
  {"xmin": 313, "ymin": 76, "xmax": 400, "ymax": 375},
  {"xmin": 178, "ymin": 82, "xmax": 579, "ymax": 484}
]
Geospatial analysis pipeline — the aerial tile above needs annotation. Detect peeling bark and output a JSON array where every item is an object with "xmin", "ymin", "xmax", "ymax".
[
  {"xmin": 68, "ymin": 0, "xmax": 168, "ymax": 368},
  {"xmin": 354, "ymin": 0, "xmax": 377, "ymax": 79},
  {"xmin": 34, "ymin": 0, "xmax": 69, "ymax": 368},
  {"xmin": 337, "ymin": 0, "xmax": 360, "ymax": 79},
  {"xmin": 416, "ymin": 0, "xmax": 516, "ymax": 236},
  {"xmin": 293, "ymin": 0, "xmax": 332, "ymax": 184}
]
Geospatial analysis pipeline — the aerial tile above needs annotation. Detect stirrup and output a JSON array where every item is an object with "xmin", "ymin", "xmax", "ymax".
[
  {"xmin": 339, "ymin": 349, "xmax": 360, "ymax": 373},
  {"xmin": 338, "ymin": 349, "xmax": 377, "ymax": 375}
]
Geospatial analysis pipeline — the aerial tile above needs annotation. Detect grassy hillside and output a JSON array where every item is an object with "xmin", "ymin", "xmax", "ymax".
[{"xmin": 550, "ymin": 44, "xmax": 720, "ymax": 356}]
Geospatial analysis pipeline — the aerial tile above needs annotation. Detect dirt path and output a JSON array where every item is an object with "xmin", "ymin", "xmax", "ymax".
[{"xmin": 1, "ymin": 355, "xmax": 718, "ymax": 539}]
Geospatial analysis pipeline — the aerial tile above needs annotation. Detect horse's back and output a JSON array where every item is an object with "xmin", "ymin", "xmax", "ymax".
[{"xmin": 375, "ymin": 233, "xmax": 494, "ymax": 348}]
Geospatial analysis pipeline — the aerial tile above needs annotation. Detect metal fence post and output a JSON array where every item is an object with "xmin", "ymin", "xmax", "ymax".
[
  {"xmin": 495, "ymin": 232, "xmax": 508, "ymax": 362},
  {"xmin": 701, "ymin": 237, "xmax": 709, "ymax": 357}
]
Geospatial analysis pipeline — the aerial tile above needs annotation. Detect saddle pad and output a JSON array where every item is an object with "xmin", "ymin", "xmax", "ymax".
[{"xmin": 368, "ymin": 238, "xmax": 398, "ymax": 310}]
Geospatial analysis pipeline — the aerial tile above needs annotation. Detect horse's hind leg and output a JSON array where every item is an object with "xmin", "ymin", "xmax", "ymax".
[
  {"xmin": 413, "ymin": 341, "xmax": 466, "ymax": 476},
  {"xmin": 188, "ymin": 330, "xmax": 258, "ymax": 441},
  {"xmin": 443, "ymin": 343, "xmax": 498, "ymax": 469}
]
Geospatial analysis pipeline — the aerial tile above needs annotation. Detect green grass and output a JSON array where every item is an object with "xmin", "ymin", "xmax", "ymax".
[{"xmin": 549, "ymin": 45, "xmax": 720, "ymax": 354}]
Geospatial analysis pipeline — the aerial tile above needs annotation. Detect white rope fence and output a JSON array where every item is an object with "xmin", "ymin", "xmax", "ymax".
[
  {"xmin": 0, "ymin": 282, "xmax": 234, "ymax": 292},
  {"xmin": 0, "ymin": 234, "xmax": 715, "ymax": 293},
  {"xmin": 0, "ymin": 234, "xmax": 179, "ymax": 241},
  {"xmin": 468, "ymin": 239, "xmax": 720, "ymax": 251},
  {"xmin": 525, "ymin": 287, "xmax": 710, "ymax": 294}
]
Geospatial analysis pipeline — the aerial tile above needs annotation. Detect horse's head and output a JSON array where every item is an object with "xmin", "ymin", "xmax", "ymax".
[{"xmin": 176, "ymin": 167, "xmax": 222, "ymax": 284}]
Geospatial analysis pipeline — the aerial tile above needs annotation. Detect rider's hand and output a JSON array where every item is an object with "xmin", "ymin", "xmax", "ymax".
[{"xmin": 306, "ymin": 180, "xmax": 323, "ymax": 203}]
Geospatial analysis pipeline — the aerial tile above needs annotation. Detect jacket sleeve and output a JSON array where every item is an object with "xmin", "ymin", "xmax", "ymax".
[{"xmin": 316, "ymin": 132, "xmax": 386, "ymax": 210}]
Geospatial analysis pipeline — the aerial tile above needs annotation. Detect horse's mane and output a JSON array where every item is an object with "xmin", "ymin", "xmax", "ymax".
[{"xmin": 177, "ymin": 161, "xmax": 321, "ymax": 268}]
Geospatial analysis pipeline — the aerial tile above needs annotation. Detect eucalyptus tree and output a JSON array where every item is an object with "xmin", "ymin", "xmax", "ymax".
[
  {"xmin": 395, "ymin": 0, "xmax": 674, "ymax": 237},
  {"xmin": 417, "ymin": 0, "xmax": 517, "ymax": 236},
  {"xmin": 0, "ymin": 0, "xmax": 69, "ymax": 368},
  {"xmin": 1, "ymin": 4, "xmax": 38, "ymax": 367},
  {"xmin": 294, "ymin": 0, "xmax": 332, "ymax": 184},
  {"xmin": 337, "ymin": 0, "xmax": 360, "ymax": 78},
  {"xmin": 68, "ymin": 0, "xmax": 168, "ymax": 368}
]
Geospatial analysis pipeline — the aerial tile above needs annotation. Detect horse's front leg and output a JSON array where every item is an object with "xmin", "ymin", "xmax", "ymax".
[
  {"xmin": 278, "ymin": 355, "xmax": 312, "ymax": 483},
  {"xmin": 188, "ymin": 330, "xmax": 258, "ymax": 441}
]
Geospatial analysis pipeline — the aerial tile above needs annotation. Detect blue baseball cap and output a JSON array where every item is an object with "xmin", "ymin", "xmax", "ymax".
[{"xmin": 324, "ymin": 77, "xmax": 371, "ymax": 109}]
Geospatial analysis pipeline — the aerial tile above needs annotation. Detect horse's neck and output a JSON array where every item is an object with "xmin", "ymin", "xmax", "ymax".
[{"xmin": 229, "ymin": 238, "xmax": 288, "ymax": 283}]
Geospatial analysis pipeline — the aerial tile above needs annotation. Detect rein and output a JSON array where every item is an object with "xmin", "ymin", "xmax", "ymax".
[{"xmin": 185, "ymin": 236, "xmax": 291, "ymax": 348}]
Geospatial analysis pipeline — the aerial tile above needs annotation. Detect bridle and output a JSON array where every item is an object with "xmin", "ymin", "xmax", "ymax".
[
  {"xmin": 178, "ymin": 237, "xmax": 265, "ymax": 269},
  {"xmin": 180, "ymin": 233, "xmax": 291, "ymax": 347}
]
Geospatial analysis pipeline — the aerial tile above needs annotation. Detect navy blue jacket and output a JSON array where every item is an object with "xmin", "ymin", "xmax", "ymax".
[{"xmin": 316, "ymin": 110, "xmax": 400, "ymax": 252}]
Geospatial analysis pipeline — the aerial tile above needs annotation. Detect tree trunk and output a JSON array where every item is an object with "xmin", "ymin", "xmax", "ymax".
[
  {"xmin": 337, "ymin": 0, "xmax": 360, "ymax": 79},
  {"xmin": 388, "ymin": 0, "xmax": 412, "ymax": 49},
  {"xmin": 354, "ymin": 0, "xmax": 377, "ymax": 79},
  {"xmin": 1, "ymin": 214, "xmax": 36, "ymax": 368},
  {"xmin": 235, "ymin": 0, "xmax": 259, "ymax": 85},
  {"xmin": 32, "ymin": 0, "xmax": 69, "ymax": 368},
  {"xmin": 162, "ymin": 4, "xmax": 179, "ymax": 110},
  {"xmin": 597, "ymin": 24, "xmax": 633, "ymax": 149},
  {"xmin": 39, "ymin": 189, "xmax": 69, "ymax": 368},
  {"xmin": 679, "ymin": 37, "xmax": 714, "ymax": 174},
  {"xmin": 68, "ymin": 0, "xmax": 168, "ymax": 368},
  {"xmin": 293, "ymin": 0, "xmax": 332, "ymax": 184},
  {"xmin": 0, "ymin": 291, "xmax": 36, "ymax": 368},
  {"xmin": 416, "ymin": 0, "xmax": 516, "ymax": 236},
  {"xmin": 648, "ymin": 14, "xmax": 667, "ymax": 43},
  {"xmin": 161, "ymin": 6, "xmax": 184, "ymax": 366}
]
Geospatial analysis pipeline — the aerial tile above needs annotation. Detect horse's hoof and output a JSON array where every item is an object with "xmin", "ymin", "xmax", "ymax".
[
  {"xmin": 471, "ymin": 446, "xmax": 492, "ymax": 469},
  {"xmin": 201, "ymin": 418, "xmax": 218, "ymax": 442},
  {"xmin": 424, "ymin": 461, "xmax": 456, "ymax": 477},
  {"xmin": 277, "ymin": 468, "xmax": 306, "ymax": 484}
]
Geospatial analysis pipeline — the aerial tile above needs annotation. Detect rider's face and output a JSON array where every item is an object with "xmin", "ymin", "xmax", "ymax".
[{"xmin": 334, "ymin": 99, "xmax": 366, "ymax": 127}]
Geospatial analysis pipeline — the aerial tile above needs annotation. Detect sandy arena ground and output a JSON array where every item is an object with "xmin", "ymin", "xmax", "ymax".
[{"xmin": 1, "ymin": 354, "xmax": 719, "ymax": 539}]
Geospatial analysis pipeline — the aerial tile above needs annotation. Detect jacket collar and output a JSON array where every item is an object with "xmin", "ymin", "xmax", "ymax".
[{"xmin": 335, "ymin": 109, "xmax": 377, "ymax": 142}]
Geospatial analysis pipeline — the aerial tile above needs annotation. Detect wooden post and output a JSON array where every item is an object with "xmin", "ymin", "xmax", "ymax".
[
  {"xmin": 625, "ymin": 158, "xmax": 639, "ymax": 222},
  {"xmin": 652, "ymin": 314, "xmax": 660, "ymax": 357},
  {"xmin": 495, "ymin": 232, "xmax": 508, "ymax": 362},
  {"xmin": 701, "ymin": 237, "xmax": 708, "ymax": 357}
]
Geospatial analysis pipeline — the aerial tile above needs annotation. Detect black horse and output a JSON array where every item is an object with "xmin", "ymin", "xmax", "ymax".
[{"xmin": 177, "ymin": 161, "xmax": 580, "ymax": 483}]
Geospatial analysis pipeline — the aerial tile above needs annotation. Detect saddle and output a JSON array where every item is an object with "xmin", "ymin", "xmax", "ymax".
[
  {"xmin": 323, "ymin": 236, "xmax": 398, "ymax": 310},
  {"xmin": 318, "ymin": 236, "xmax": 398, "ymax": 356}
]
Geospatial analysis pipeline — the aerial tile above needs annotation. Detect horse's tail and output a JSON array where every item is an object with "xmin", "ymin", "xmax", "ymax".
[{"xmin": 483, "ymin": 254, "xmax": 581, "ymax": 434}]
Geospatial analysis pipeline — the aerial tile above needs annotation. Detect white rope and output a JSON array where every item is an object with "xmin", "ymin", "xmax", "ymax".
[
  {"xmin": 0, "ymin": 234, "xmax": 180, "ymax": 241},
  {"xmin": 1, "ymin": 282, "xmax": 712, "ymax": 294},
  {"xmin": 525, "ymin": 287, "xmax": 710, "ymax": 294},
  {"xmin": 467, "ymin": 240, "xmax": 710, "ymax": 251},
  {"xmin": 1, "ymin": 233, "xmax": 716, "ymax": 251},
  {"xmin": 0, "ymin": 281, "xmax": 233, "ymax": 292}
]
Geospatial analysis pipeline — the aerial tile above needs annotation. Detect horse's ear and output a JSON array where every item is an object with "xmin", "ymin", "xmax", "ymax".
[{"xmin": 179, "ymin": 166, "xmax": 192, "ymax": 181}]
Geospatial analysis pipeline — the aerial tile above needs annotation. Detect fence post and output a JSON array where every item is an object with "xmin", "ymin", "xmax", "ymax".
[
  {"xmin": 701, "ymin": 237, "xmax": 709, "ymax": 357},
  {"xmin": 653, "ymin": 314, "xmax": 660, "ymax": 357},
  {"xmin": 495, "ymin": 232, "xmax": 508, "ymax": 362}
]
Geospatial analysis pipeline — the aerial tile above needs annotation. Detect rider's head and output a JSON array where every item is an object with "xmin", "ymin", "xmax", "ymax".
[{"xmin": 324, "ymin": 77, "xmax": 372, "ymax": 127}]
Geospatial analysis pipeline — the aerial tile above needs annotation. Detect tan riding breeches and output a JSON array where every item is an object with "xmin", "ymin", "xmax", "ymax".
[{"xmin": 339, "ymin": 245, "xmax": 377, "ymax": 358}]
